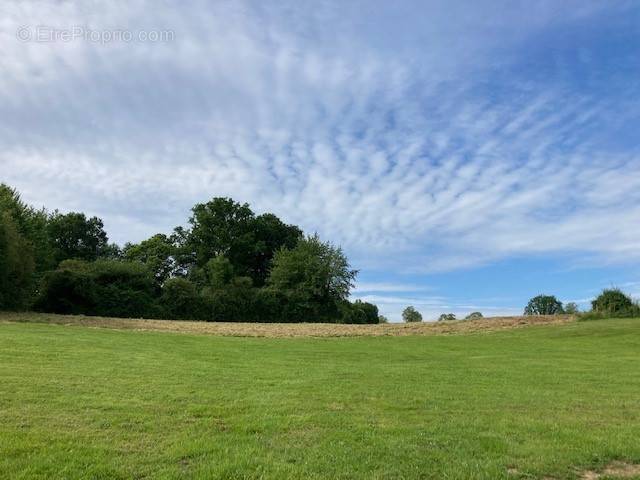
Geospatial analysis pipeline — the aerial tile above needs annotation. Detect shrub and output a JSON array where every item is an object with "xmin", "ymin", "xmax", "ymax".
[
  {"xmin": 340, "ymin": 300, "xmax": 379, "ymax": 324},
  {"xmin": 438, "ymin": 313, "xmax": 456, "ymax": 322},
  {"xmin": 402, "ymin": 306, "xmax": 422, "ymax": 323},
  {"xmin": 464, "ymin": 312, "xmax": 483, "ymax": 320},
  {"xmin": 524, "ymin": 295, "xmax": 564, "ymax": 315},
  {"xmin": 590, "ymin": 289, "xmax": 639, "ymax": 318},
  {"xmin": 34, "ymin": 268, "xmax": 96, "ymax": 315},
  {"xmin": 378, "ymin": 315, "xmax": 389, "ymax": 324},
  {"xmin": 160, "ymin": 278, "xmax": 204, "ymax": 320}
]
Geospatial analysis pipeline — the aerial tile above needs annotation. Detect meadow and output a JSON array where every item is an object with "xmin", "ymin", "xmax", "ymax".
[{"xmin": 1, "ymin": 314, "xmax": 639, "ymax": 479}]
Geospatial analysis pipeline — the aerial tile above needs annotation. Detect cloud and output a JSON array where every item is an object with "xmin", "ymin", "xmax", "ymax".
[{"xmin": 1, "ymin": 0, "xmax": 639, "ymax": 283}]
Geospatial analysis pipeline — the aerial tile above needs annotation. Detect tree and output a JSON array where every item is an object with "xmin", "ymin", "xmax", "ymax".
[
  {"xmin": 378, "ymin": 315, "xmax": 389, "ymax": 324},
  {"xmin": 564, "ymin": 302, "xmax": 579, "ymax": 314},
  {"xmin": 591, "ymin": 289, "xmax": 637, "ymax": 316},
  {"xmin": 438, "ymin": 313, "xmax": 456, "ymax": 322},
  {"xmin": 524, "ymin": 295, "xmax": 564, "ymax": 315},
  {"xmin": 267, "ymin": 234, "xmax": 357, "ymax": 321},
  {"xmin": 250, "ymin": 213, "xmax": 302, "ymax": 285},
  {"xmin": 402, "ymin": 306, "xmax": 422, "ymax": 323},
  {"xmin": 464, "ymin": 311, "xmax": 483, "ymax": 320},
  {"xmin": 123, "ymin": 234, "xmax": 177, "ymax": 284},
  {"xmin": 47, "ymin": 212, "xmax": 109, "ymax": 264},
  {"xmin": 0, "ymin": 211, "xmax": 35, "ymax": 309},
  {"xmin": 187, "ymin": 198, "xmax": 255, "ymax": 271},
  {"xmin": 0, "ymin": 184, "xmax": 54, "ymax": 272}
]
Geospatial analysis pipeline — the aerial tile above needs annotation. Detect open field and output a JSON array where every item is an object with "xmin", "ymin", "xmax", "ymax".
[
  {"xmin": 1, "ymin": 316, "xmax": 639, "ymax": 479},
  {"xmin": 0, "ymin": 312, "xmax": 573, "ymax": 337}
]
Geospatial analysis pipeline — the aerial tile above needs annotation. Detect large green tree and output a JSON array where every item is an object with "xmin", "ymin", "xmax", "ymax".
[
  {"xmin": 123, "ymin": 234, "xmax": 177, "ymax": 284},
  {"xmin": 47, "ymin": 212, "xmax": 109, "ymax": 264},
  {"xmin": 267, "ymin": 234, "xmax": 357, "ymax": 321}
]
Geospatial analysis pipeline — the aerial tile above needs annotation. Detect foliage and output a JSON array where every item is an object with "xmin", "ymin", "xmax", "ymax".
[
  {"xmin": 402, "ymin": 306, "xmax": 422, "ymax": 323},
  {"xmin": 524, "ymin": 295, "xmax": 564, "ymax": 315},
  {"xmin": 123, "ymin": 233, "xmax": 177, "ymax": 284},
  {"xmin": 0, "ymin": 212, "xmax": 35, "ymax": 309},
  {"xmin": 438, "ymin": 313, "xmax": 456, "ymax": 322},
  {"xmin": 378, "ymin": 315, "xmax": 389, "ymax": 324},
  {"xmin": 47, "ymin": 211, "xmax": 109, "ymax": 264},
  {"xmin": 267, "ymin": 235, "xmax": 357, "ymax": 322},
  {"xmin": 564, "ymin": 302, "xmax": 579, "ymax": 314},
  {"xmin": 2, "ymin": 184, "xmax": 371, "ymax": 322},
  {"xmin": 464, "ymin": 311, "xmax": 483, "ymax": 320},
  {"xmin": 160, "ymin": 278, "xmax": 203, "ymax": 320},
  {"xmin": 339, "ymin": 300, "xmax": 379, "ymax": 324},
  {"xmin": 591, "ymin": 288, "xmax": 638, "ymax": 317}
]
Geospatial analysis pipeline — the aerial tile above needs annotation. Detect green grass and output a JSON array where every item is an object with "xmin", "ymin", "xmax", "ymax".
[{"xmin": 1, "ymin": 318, "xmax": 639, "ymax": 479}]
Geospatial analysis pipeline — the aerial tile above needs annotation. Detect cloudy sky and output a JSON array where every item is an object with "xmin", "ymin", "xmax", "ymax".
[{"xmin": 2, "ymin": 1, "xmax": 639, "ymax": 320}]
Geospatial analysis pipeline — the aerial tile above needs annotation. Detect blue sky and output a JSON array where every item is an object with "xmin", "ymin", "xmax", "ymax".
[{"xmin": 2, "ymin": 1, "xmax": 640, "ymax": 320}]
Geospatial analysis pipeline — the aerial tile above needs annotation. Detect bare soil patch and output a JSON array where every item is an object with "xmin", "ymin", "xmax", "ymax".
[
  {"xmin": 0, "ymin": 312, "xmax": 573, "ymax": 338},
  {"xmin": 580, "ymin": 462, "xmax": 640, "ymax": 480}
]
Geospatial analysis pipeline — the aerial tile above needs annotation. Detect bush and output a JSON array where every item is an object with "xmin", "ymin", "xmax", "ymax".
[
  {"xmin": 589, "ymin": 289, "xmax": 640, "ymax": 318},
  {"xmin": 464, "ymin": 312, "xmax": 483, "ymax": 320},
  {"xmin": 378, "ymin": 315, "xmax": 389, "ymax": 324},
  {"xmin": 34, "ymin": 268, "xmax": 97, "ymax": 315},
  {"xmin": 36, "ymin": 260, "xmax": 160, "ymax": 318},
  {"xmin": 438, "ymin": 313, "xmax": 456, "ymax": 322},
  {"xmin": 160, "ymin": 278, "xmax": 204, "ymax": 320},
  {"xmin": 340, "ymin": 300, "xmax": 379, "ymax": 324},
  {"xmin": 402, "ymin": 306, "xmax": 422, "ymax": 323},
  {"xmin": 524, "ymin": 295, "xmax": 564, "ymax": 315}
]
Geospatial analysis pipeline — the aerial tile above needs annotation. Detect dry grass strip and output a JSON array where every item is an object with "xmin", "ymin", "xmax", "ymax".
[{"xmin": 0, "ymin": 312, "xmax": 574, "ymax": 338}]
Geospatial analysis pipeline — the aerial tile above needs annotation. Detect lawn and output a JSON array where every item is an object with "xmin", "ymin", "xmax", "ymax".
[{"xmin": 0, "ymin": 317, "xmax": 639, "ymax": 479}]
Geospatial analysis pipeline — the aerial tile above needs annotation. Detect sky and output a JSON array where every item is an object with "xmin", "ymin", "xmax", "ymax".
[{"xmin": 2, "ymin": 1, "xmax": 639, "ymax": 321}]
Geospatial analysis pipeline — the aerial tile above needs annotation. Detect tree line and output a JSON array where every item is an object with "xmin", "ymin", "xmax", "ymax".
[{"xmin": 0, "ymin": 184, "xmax": 379, "ymax": 323}]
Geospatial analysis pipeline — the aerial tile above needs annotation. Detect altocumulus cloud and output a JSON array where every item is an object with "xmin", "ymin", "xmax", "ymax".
[{"xmin": 2, "ymin": 0, "xmax": 639, "ymax": 283}]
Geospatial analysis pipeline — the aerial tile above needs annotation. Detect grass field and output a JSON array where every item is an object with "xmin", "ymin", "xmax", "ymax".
[{"xmin": 1, "ymin": 315, "xmax": 639, "ymax": 479}]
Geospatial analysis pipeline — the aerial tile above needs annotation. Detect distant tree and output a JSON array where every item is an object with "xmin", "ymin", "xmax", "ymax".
[
  {"xmin": 524, "ymin": 295, "xmax": 564, "ymax": 315},
  {"xmin": 202, "ymin": 255, "xmax": 234, "ymax": 289},
  {"xmin": 564, "ymin": 302, "xmax": 579, "ymax": 314},
  {"xmin": 47, "ymin": 212, "xmax": 109, "ymax": 264},
  {"xmin": 123, "ymin": 234, "xmax": 177, "ymax": 284},
  {"xmin": 591, "ymin": 289, "xmax": 637, "ymax": 316},
  {"xmin": 464, "ymin": 311, "xmax": 483, "ymax": 320},
  {"xmin": 267, "ymin": 234, "xmax": 357, "ymax": 321},
  {"xmin": 438, "ymin": 313, "xmax": 457, "ymax": 322},
  {"xmin": 0, "ymin": 211, "xmax": 35, "ymax": 309},
  {"xmin": 402, "ymin": 306, "xmax": 422, "ymax": 323},
  {"xmin": 378, "ymin": 315, "xmax": 389, "ymax": 324}
]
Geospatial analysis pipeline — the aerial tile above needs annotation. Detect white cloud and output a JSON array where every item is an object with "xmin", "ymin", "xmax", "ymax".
[{"xmin": 1, "ymin": 0, "xmax": 639, "ymax": 282}]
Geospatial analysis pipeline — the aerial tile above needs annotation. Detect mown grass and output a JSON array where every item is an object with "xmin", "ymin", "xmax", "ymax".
[{"xmin": 0, "ymin": 318, "xmax": 639, "ymax": 479}]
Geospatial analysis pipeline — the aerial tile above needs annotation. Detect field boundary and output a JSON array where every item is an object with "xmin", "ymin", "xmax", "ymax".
[{"xmin": 0, "ymin": 312, "xmax": 574, "ymax": 338}]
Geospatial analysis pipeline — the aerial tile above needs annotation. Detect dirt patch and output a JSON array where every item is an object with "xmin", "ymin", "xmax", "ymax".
[
  {"xmin": 580, "ymin": 462, "xmax": 640, "ymax": 479},
  {"xmin": 0, "ymin": 312, "xmax": 573, "ymax": 338}
]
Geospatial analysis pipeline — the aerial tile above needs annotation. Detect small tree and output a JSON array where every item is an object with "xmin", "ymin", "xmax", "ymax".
[
  {"xmin": 564, "ymin": 302, "xmax": 579, "ymax": 314},
  {"xmin": 591, "ymin": 289, "xmax": 637, "ymax": 316},
  {"xmin": 464, "ymin": 311, "xmax": 483, "ymax": 320},
  {"xmin": 524, "ymin": 295, "xmax": 564, "ymax": 315},
  {"xmin": 438, "ymin": 313, "xmax": 456, "ymax": 322},
  {"xmin": 402, "ymin": 306, "xmax": 422, "ymax": 323},
  {"xmin": 378, "ymin": 315, "xmax": 389, "ymax": 324}
]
